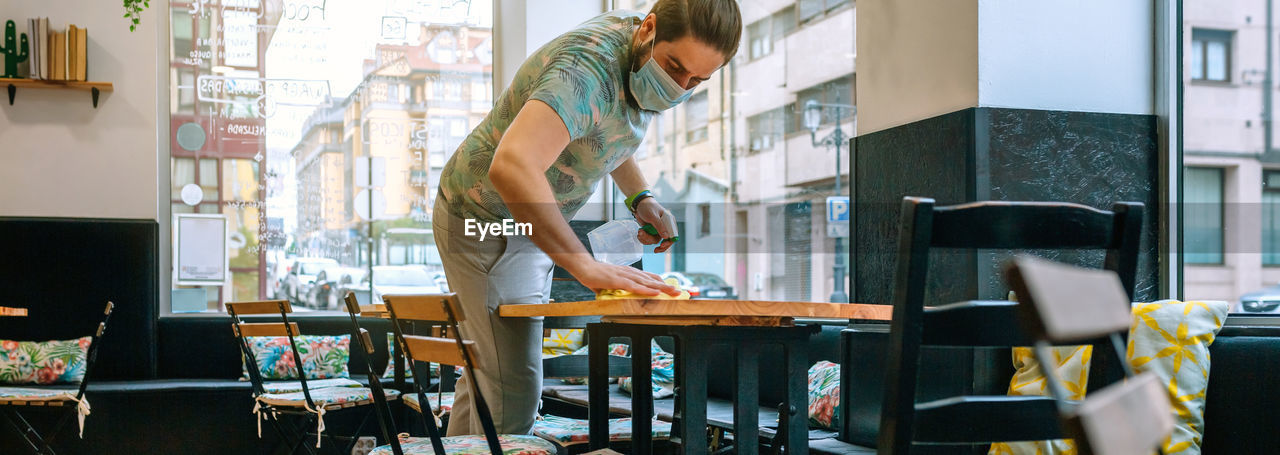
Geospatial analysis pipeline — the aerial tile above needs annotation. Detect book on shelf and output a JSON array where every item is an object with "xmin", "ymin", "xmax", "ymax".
[{"xmin": 18, "ymin": 19, "xmax": 87, "ymax": 81}]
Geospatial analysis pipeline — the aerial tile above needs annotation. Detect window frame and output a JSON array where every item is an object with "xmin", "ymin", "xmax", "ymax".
[
  {"xmin": 1189, "ymin": 28, "xmax": 1232, "ymax": 83},
  {"xmin": 684, "ymin": 90, "xmax": 710, "ymax": 144}
]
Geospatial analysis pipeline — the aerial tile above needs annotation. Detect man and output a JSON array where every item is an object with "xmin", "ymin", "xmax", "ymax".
[{"xmin": 433, "ymin": 0, "xmax": 742, "ymax": 436}]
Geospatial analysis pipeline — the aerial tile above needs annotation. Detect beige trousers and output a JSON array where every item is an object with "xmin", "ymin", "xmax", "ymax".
[{"xmin": 432, "ymin": 197, "xmax": 552, "ymax": 436}]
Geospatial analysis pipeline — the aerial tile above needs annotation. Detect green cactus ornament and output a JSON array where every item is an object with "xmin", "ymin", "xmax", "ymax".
[{"xmin": 1, "ymin": 20, "xmax": 29, "ymax": 78}]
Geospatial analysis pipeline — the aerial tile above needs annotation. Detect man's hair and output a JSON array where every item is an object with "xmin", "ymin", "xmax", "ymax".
[{"xmin": 649, "ymin": 0, "xmax": 743, "ymax": 63}]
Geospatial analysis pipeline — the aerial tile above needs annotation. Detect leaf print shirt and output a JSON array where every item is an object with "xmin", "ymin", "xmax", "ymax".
[{"xmin": 439, "ymin": 11, "xmax": 654, "ymax": 222}]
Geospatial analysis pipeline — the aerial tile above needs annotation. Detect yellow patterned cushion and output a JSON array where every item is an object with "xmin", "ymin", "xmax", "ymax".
[
  {"xmin": 989, "ymin": 300, "xmax": 1228, "ymax": 455},
  {"xmin": 543, "ymin": 329, "xmax": 584, "ymax": 356}
]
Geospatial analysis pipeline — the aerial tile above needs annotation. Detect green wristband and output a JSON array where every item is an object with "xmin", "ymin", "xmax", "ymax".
[{"xmin": 625, "ymin": 190, "xmax": 651, "ymax": 212}]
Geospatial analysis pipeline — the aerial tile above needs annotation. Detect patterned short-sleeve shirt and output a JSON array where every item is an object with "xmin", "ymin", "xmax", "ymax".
[{"xmin": 439, "ymin": 11, "xmax": 654, "ymax": 222}]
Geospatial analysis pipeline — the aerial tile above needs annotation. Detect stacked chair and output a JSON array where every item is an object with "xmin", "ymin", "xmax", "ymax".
[
  {"xmin": 228, "ymin": 299, "xmax": 398, "ymax": 454},
  {"xmin": 351, "ymin": 292, "xmax": 557, "ymax": 455},
  {"xmin": 1005, "ymin": 256, "xmax": 1173, "ymax": 455}
]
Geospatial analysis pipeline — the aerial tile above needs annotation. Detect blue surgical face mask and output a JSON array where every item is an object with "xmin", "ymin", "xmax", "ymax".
[{"xmin": 630, "ymin": 38, "xmax": 693, "ymax": 111}]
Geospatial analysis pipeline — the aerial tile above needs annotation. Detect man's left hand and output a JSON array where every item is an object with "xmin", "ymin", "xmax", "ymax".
[{"xmin": 634, "ymin": 198, "xmax": 677, "ymax": 253}]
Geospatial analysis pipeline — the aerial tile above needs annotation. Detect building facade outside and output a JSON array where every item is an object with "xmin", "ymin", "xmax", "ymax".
[{"xmin": 1185, "ymin": 0, "xmax": 1280, "ymax": 310}]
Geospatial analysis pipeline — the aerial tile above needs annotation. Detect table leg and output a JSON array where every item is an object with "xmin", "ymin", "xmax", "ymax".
[
  {"xmin": 785, "ymin": 338, "xmax": 809, "ymax": 455},
  {"xmin": 631, "ymin": 333, "xmax": 654, "ymax": 455},
  {"xmin": 588, "ymin": 324, "xmax": 610, "ymax": 450},
  {"xmin": 677, "ymin": 337, "xmax": 708, "ymax": 455},
  {"xmin": 734, "ymin": 341, "xmax": 760, "ymax": 455}
]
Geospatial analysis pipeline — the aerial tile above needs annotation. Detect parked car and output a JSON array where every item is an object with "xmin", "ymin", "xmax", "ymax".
[
  {"xmin": 1239, "ymin": 284, "xmax": 1280, "ymax": 313},
  {"xmin": 346, "ymin": 265, "xmax": 443, "ymax": 304},
  {"xmin": 306, "ymin": 266, "xmax": 368, "ymax": 310},
  {"xmin": 660, "ymin": 271, "xmax": 737, "ymax": 299},
  {"xmin": 269, "ymin": 257, "xmax": 297, "ymax": 300},
  {"xmin": 282, "ymin": 258, "xmax": 339, "ymax": 305}
]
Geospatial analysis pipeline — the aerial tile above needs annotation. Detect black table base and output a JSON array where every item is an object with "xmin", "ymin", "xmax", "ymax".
[{"xmin": 587, "ymin": 322, "xmax": 818, "ymax": 454}]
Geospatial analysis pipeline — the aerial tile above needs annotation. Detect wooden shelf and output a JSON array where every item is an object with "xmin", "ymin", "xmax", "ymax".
[{"xmin": 2, "ymin": 78, "xmax": 114, "ymax": 108}]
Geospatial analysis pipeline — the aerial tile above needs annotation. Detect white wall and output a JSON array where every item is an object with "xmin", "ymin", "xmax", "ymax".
[
  {"xmin": 857, "ymin": 0, "xmax": 1155, "ymax": 136},
  {"xmin": 977, "ymin": 0, "xmax": 1154, "ymax": 115},
  {"xmin": 0, "ymin": 0, "xmax": 159, "ymax": 219},
  {"xmin": 856, "ymin": 0, "xmax": 978, "ymax": 135}
]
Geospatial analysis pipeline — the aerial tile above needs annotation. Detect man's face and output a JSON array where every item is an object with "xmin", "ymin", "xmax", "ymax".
[{"xmin": 636, "ymin": 15, "xmax": 726, "ymax": 90}]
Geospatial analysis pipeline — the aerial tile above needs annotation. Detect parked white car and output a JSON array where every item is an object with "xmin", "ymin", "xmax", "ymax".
[{"xmin": 282, "ymin": 258, "xmax": 339, "ymax": 305}]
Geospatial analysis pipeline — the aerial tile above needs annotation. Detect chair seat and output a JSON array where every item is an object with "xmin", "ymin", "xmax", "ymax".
[
  {"xmin": 369, "ymin": 434, "xmax": 557, "ymax": 455},
  {"xmin": 258, "ymin": 386, "xmax": 399, "ymax": 411},
  {"xmin": 261, "ymin": 378, "xmax": 363, "ymax": 394},
  {"xmin": 532, "ymin": 414, "xmax": 672, "ymax": 447},
  {"xmin": 403, "ymin": 391, "xmax": 455, "ymax": 414},
  {"xmin": 0, "ymin": 386, "xmax": 78, "ymax": 405}
]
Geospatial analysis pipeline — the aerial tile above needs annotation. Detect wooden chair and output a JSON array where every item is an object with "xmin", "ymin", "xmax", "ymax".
[
  {"xmin": 369, "ymin": 293, "xmax": 557, "ymax": 455},
  {"xmin": 228, "ymin": 300, "xmax": 395, "ymax": 455},
  {"xmin": 344, "ymin": 294, "xmax": 457, "ymax": 436},
  {"xmin": 0, "ymin": 302, "xmax": 112, "ymax": 455},
  {"xmin": 1005, "ymin": 256, "xmax": 1172, "ymax": 455},
  {"xmin": 877, "ymin": 197, "xmax": 1143, "ymax": 454},
  {"xmin": 340, "ymin": 293, "xmax": 409, "ymax": 450}
]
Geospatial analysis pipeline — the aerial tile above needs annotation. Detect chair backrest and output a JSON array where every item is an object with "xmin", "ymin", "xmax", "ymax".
[
  {"xmin": 877, "ymin": 197, "xmax": 1144, "ymax": 453},
  {"xmin": 226, "ymin": 300, "xmax": 315, "ymax": 401},
  {"xmin": 72, "ymin": 302, "xmax": 114, "ymax": 400},
  {"xmin": 1006, "ymin": 257, "xmax": 1172, "ymax": 455},
  {"xmin": 342, "ymin": 293, "xmax": 403, "ymax": 455},
  {"xmin": 380, "ymin": 293, "xmax": 505, "ymax": 455}
]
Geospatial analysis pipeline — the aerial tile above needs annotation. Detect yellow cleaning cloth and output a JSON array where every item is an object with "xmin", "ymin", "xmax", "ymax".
[{"xmin": 596, "ymin": 278, "xmax": 691, "ymax": 300}]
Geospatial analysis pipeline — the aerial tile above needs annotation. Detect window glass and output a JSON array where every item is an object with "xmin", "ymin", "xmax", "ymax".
[
  {"xmin": 685, "ymin": 91, "xmax": 709, "ymax": 143},
  {"xmin": 1183, "ymin": 7, "xmax": 1271, "ymax": 313},
  {"xmin": 1184, "ymin": 167, "xmax": 1224, "ymax": 265},
  {"xmin": 1264, "ymin": 172, "xmax": 1280, "ymax": 266},
  {"xmin": 168, "ymin": 0, "xmax": 493, "ymax": 312},
  {"xmin": 622, "ymin": 0, "xmax": 854, "ymax": 302},
  {"xmin": 1206, "ymin": 40, "xmax": 1227, "ymax": 81},
  {"xmin": 1191, "ymin": 40, "xmax": 1204, "ymax": 80}
]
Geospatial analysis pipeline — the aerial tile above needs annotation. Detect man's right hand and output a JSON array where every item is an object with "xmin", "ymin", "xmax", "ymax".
[{"xmin": 570, "ymin": 262, "xmax": 679, "ymax": 297}]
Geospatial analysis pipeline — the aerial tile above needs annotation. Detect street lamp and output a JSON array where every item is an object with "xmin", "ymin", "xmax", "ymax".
[{"xmin": 803, "ymin": 99, "xmax": 855, "ymax": 303}]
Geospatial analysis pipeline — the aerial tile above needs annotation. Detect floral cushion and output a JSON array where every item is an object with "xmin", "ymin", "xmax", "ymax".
[
  {"xmin": 0, "ymin": 386, "xmax": 78, "ymax": 402},
  {"xmin": 403, "ymin": 391, "xmax": 455, "ymax": 414},
  {"xmin": 257, "ymin": 386, "xmax": 397, "ymax": 409},
  {"xmin": 807, "ymin": 360, "xmax": 841, "ymax": 430},
  {"xmin": 532, "ymin": 414, "xmax": 672, "ymax": 446},
  {"xmin": 543, "ymin": 329, "xmax": 585, "ymax": 356},
  {"xmin": 369, "ymin": 434, "xmax": 557, "ymax": 455},
  {"xmin": 989, "ymin": 300, "xmax": 1228, "ymax": 455},
  {"xmin": 241, "ymin": 335, "xmax": 350, "ymax": 381},
  {"xmin": 618, "ymin": 340, "xmax": 675, "ymax": 399},
  {"xmin": 0, "ymin": 337, "xmax": 91, "ymax": 385},
  {"xmin": 261, "ymin": 378, "xmax": 363, "ymax": 394}
]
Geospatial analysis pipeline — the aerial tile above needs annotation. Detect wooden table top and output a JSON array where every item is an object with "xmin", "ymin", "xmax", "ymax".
[
  {"xmin": 0, "ymin": 306, "xmax": 28, "ymax": 317},
  {"xmin": 498, "ymin": 299, "xmax": 891, "ymax": 321}
]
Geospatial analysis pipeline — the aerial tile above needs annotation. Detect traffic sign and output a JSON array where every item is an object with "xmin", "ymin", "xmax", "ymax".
[
  {"xmin": 826, "ymin": 222, "xmax": 849, "ymax": 238},
  {"xmin": 827, "ymin": 196, "xmax": 850, "ymax": 222}
]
